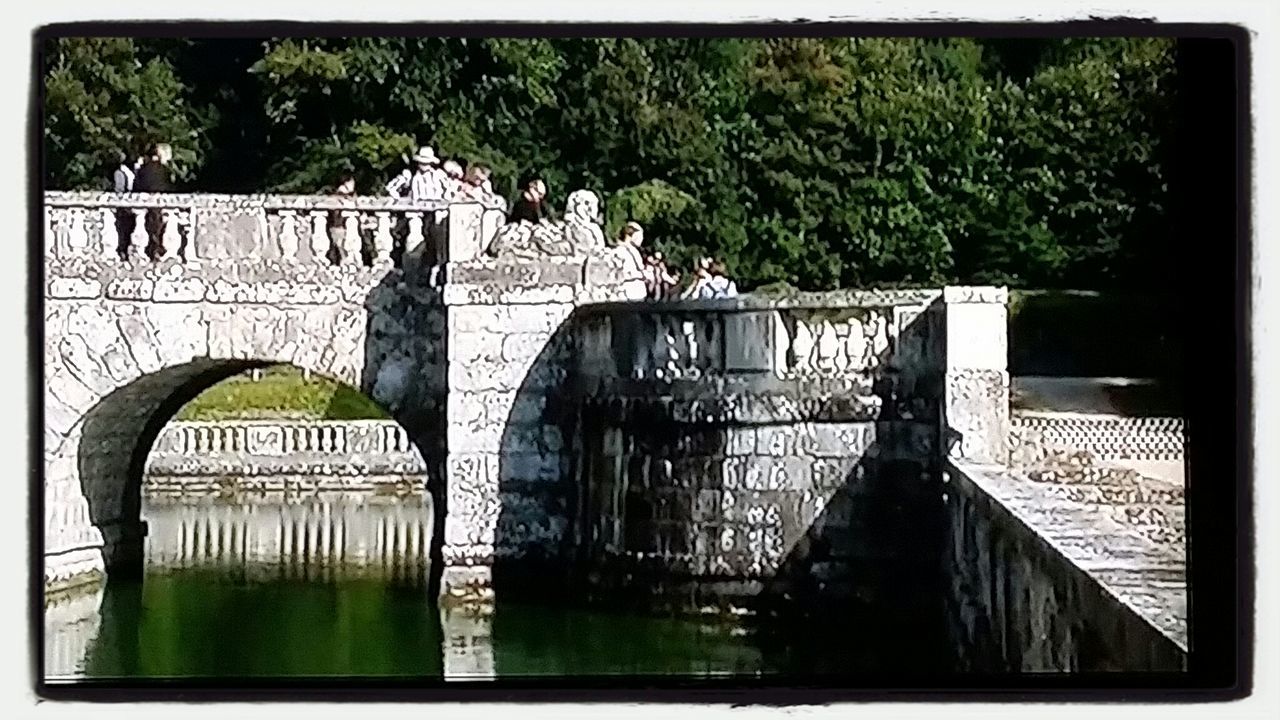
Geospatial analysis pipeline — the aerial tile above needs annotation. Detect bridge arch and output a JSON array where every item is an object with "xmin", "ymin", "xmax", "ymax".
[{"xmin": 43, "ymin": 262, "xmax": 448, "ymax": 594}]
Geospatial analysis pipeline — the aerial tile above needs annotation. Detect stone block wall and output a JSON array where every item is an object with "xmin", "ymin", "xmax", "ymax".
[
  {"xmin": 573, "ymin": 411, "xmax": 943, "ymax": 614},
  {"xmin": 438, "ymin": 257, "xmax": 638, "ymax": 599},
  {"xmin": 43, "ymin": 252, "xmax": 448, "ymax": 592},
  {"xmin": 944, "ymin": 461, "xmax": 1187, "ymax": 671},
  {"xmin": 567, "ymin": 292, "xmax": 950, "ymax": 615}
]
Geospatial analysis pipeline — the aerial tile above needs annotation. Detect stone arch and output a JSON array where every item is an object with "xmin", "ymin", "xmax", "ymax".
[
  {"xmin": 47, "ymin": 355, "xmax": 444, "ymax": 588},
  {"xmin": 44, "ymin": 269, "xmax": 449, "ymax": 593}
]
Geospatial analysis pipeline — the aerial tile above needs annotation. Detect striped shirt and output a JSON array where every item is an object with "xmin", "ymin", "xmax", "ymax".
[{"xmin": 385, "ymin": 168, "xmax": 449, "ymax": 202}]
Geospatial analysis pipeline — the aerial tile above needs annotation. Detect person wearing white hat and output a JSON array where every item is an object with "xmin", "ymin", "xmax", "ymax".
[{"xmin": 385, "ymin": 146, "xmax": 449, "ymax": 202}]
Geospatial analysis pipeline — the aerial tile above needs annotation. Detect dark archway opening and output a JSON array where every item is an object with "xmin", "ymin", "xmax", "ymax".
[{"xmin": 71, "ymin": 359, "xmax": 447, "ymax": 679}]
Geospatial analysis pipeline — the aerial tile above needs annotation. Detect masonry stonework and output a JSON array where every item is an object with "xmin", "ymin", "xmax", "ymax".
[{"xmin": 45, "ymin": 192, "xmax": 1185, "ymax": 674}]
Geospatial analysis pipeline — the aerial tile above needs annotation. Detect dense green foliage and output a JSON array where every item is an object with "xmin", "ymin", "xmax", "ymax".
[{"xmin": 43, "ymin": 36, "xmax": 1177, "ymax": 291}]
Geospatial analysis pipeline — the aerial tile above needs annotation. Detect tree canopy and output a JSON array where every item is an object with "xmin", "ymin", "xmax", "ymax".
[{"xmin": 42, "ymin": 36, "xmax": 1178, "ymax": 292}]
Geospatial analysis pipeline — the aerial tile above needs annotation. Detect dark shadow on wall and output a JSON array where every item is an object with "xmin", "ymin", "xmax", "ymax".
[
  {"xmin": 358, "ymin": 270, "xmax": 450, "ymax": 604},
  {"xmin": 76, "ymin": 359, "xmax": 271, "ymax": 581},
  {"xmin": 490, "ymin": 313, "xmax": 580, "ymax": 606},
  {"xmin": 487, "ymin": 298, "xmax": 960, "ymax": 679}
]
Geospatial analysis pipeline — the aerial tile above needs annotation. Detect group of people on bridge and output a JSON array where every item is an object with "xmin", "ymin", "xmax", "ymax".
[{"xmin": 104, "ymin": 140, "xmax": 740, "ymax": 301}]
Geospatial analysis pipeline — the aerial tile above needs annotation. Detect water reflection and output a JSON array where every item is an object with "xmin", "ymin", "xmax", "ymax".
[
  {"xmin": 45, "ymin": 483, "xmax": 779, "ymax": 681},
  {"xmin": 143, "ymin": 490, "xmax": 432, "ymax": 586}
]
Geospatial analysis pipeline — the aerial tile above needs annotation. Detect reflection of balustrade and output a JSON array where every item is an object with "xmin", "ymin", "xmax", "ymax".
[
  {"xmin": 44, "ymin": 585, "xmax": 105, "ymax": 681},
  {"xmin": 143, "ymin": 494, "xmax": 432, "ymax": 583},
  {"xmin": 44, "ymin": 192, "xmax": 453, "ymax": 267},
  {"xmin": 575, "ymin": 292, "xmax": 943, "ymax": 389}
]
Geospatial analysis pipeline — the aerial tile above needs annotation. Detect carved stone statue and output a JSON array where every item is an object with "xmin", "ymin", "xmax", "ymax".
[
  {"xmin": 562, "ymin": 189, "xmax": 606, "ymax": 255},
  {"xmin": 484, "ymin": 188, "xmax": 605, "ymax": 260}
]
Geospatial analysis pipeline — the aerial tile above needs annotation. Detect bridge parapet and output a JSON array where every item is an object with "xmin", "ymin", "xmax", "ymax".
[
  {"xmin": 44, "ymin": 191, "xmax": 491, "ymax": 269},
  {"xmin": 571, "ymin": 290, "xmax": 945, "ymax": 422}
]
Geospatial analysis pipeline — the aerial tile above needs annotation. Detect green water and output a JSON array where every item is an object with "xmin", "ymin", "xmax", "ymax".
[
  {"xmin": 46, "ymin": 490, "xmax": 949, "ymax": 680},
  {"xmin": 74, "ymin": 572, "xmax": 773, "ymax": 679},
  {"xmin": 45, "ymin": 491, "xmax": 781, "ymax": 679}
]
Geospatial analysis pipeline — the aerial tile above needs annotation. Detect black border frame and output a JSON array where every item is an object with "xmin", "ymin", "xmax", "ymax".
[{"xmin": 28, "ymin": 20, "xmax": 1253, "ymax": 703}]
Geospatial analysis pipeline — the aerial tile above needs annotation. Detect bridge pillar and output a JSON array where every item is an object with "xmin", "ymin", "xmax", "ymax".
[
  {"xmin": 941, "ymin": 286, "xmax": 1010, "ymax": 465},
  {"xmin": 436, "ymin": 228, "xmax": 643, "ymax": 605}
]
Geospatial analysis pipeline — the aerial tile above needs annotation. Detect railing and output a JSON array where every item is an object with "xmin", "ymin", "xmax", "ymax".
[
  {"xmin": 151, "ymin": 420, "xmax": 414, "ymax": 456},
  {"xmin": 45, "ymin": 192, "xmax": 461, "ymax": 267},
  {"xmin": 573, "ymin": 291, "xmax": 944, "ymax": 388},
  {"xmin": 145, "ymin": 420, "xmax": 427, "ymax": 479}
]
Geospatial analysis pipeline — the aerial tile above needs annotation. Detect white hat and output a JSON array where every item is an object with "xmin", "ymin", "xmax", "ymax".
[{"xmin": 413, "ymin": 146, "xmax": 439, "ymax": 165}]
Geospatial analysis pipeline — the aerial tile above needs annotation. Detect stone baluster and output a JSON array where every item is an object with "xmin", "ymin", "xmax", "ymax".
[
  {"xmin": 65, "ymin": 208, "xmax": 88, "ymax": 256},
  {"xmin": 162, "ymin": 209, "xmax": 184, "ymax": 259},
  {"xmin": 815, "ymin": 321, "xmax": 840, "ymax": 375},
  {"xmin": 342, "ymin": 211, "xmax": 362, "ymax": 265},
  {"xmin": 662, "ymin": 315, "xmax": 682, "ymax": 378},
  {"xmin": 703, "ymin": 314, "xmax": 724, "ymax": 374},
  {"xmin": 309, "ymin": 211, "xmax": 331, "ymax": 264},
  {"xmin": 681, "ymin": 318, "xmax": 699, "ymax": 378},
  {"xmin": 187, "ymin": 208, "xmax": 198, "ymax": 259},
  {"xmin": 130, "ymin": 208, "xmax": 148, "ymax": 258},
  {"xmin": 278, "ymin": 210, "xmax": 300, "ymax": 259},
  {"xmin": 44, "ymin": 207, "xmax": 54, "ymax": 256},
  {"xmin": 99, "ymin": 208, "xmax": 116, "ymax": 258},
  {"xmin": 404, "ymin": 212, "xmax": 425, "ymax": 268},
  {"xmin": 791, "ymin": 319, "xmax": 815, "ymax": 375},
  {"xmin": 373, "ymin": 211, "xmax": 394, "ymax": 265}
]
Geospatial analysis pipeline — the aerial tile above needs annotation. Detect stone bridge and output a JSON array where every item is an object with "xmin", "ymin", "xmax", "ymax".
[
  {"xmin": 42, "ymin": 190, "xmax": 1184, "ymax": 672},
  {"xmin": 43, "ymin": 190, "xmax": 636, "ymax": 598}
]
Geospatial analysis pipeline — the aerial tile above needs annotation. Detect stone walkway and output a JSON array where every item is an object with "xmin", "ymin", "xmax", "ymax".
[{"xmin": 956, "ymin": 460, "xmax": 1187, "ymax": 651}]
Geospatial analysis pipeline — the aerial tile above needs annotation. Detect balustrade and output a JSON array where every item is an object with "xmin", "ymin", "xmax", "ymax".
[
  {"xmin": 45, "ymin": 192, "xmax": 452, "ymax": 268},
  {"xmin": 575, "ymin": 293, "xmax": 942, "ymax": 388}
]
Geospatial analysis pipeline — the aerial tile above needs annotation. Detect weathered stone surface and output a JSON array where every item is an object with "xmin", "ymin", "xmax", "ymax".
[
  {"xmin": 152, "ymin": 278, "xmax": 204, "ymax": 304},
  {"xmin": 946, "ymin": 369, "xmax": 1010, "ymax": 465},
  {"xmin": 946, "ymin": 460, "xmax": 1186, "ymax": 670},
  {"xmin": 942, "ymin": 285, "xmax": 1008, "ymax": 304},
  {"xmin": 49, "ymin": 277, "xmax": 102, "ymax": 299},
  {"xmin": 105, "ymin": 277, "xmax": 155, "ymax": 300},
  {"xmin": 45, "ymin": 205, "xmax": 1057, "ymax": 642}
]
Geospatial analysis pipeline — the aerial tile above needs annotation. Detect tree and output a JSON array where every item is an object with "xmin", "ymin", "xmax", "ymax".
[
  {"xmin": 41, "ymin": 35, "xmax": 1180, "ymax": 294},
  {"xmin": 42, "ymin": 38, "xmax": 207, "ymax": 189}
]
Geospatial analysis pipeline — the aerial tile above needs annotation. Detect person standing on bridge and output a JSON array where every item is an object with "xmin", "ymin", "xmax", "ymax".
[
  {"xmin": 133, "ymin": 143, "xmax": 174, "ymax": 262},
  {"xmin": 325, "ymin": 169, "xmax": 358, "ymax": 264},
  {"xmin": 508, "ymin": 176, "xmax": 554, "ymax": 224},
  {"xmin": 385, "ymin": 146, "xmax": 449, "ymax": 203},
  {"xmin": 111, "ymin": 149, "xmax": 138, "ymax": 261},
  {"xmin": 457, "ymin": 164, "xmax": 507, "ymax": 212}
]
